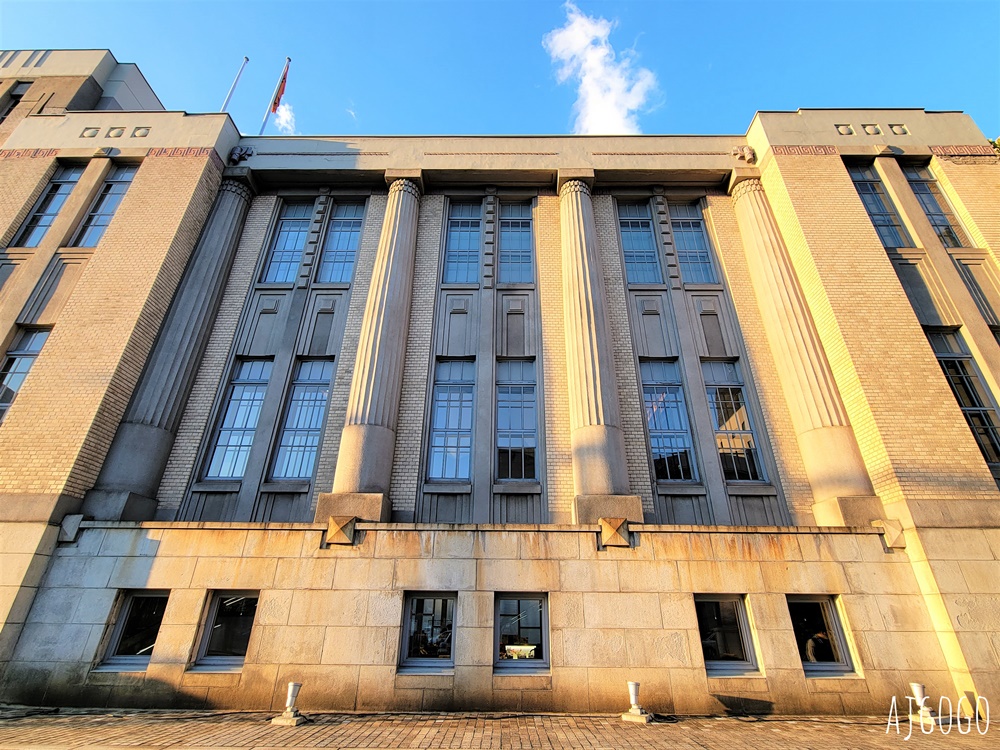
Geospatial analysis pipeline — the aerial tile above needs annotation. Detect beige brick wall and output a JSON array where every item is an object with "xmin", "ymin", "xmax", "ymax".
[
  {"xmin": 389, "ymin": 195, "xmax": 443, "ymax": 513},
  {"xmin": 0, "ymin": 153, "xmax": 54, "ymax": 251},
  {"xmin": 760, "ymin": 152, "xmax": 998, "ymax": 509},
  {"xmin": 312, "ymin": 193, "xmax": 388, "ymax": 505},
  {"xmin": 0, "ymin": 152, "xmax": 221, "ymax": 501},
  {"xmin": 157, "ymin": 195, "xmax": 278, "ymax": 512},
  {"xmin": 932, "ymin": 155, "xmax": 1000, "ymax": 256},
  {"xmin": 593, "ymin": 194, "xmax": 654, "ymax": 512},
  {"xmin": 704, "ymin": 191, "xmax": 815, "ymax": 523},
  {"xmin": 536, "ymin": 193, "xmax": 574, "ymax": 519}
]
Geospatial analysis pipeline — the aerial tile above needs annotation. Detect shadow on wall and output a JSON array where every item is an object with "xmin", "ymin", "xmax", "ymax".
[{"xmin": 712, "ymin": 694, "xmax": 775, "ymax": 716}]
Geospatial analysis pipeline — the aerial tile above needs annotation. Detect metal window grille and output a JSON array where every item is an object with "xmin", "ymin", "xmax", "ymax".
[
  {"xmin": 401, "ymin": 594, "xmax": 455, "ymax": 666},
  {"xmin": 428, "ymin": 360, "xmax": 476, "ymax": 480},
  {"xmin": 903, "ymin": 166, "xmax": 970, "ymax": 248},
  {"xmin": 261, "ymin": 202, "xmax": 312, "ymax": 283},
  {"xmin": 0, "ymin": 328, "xmax": 50, "ymax": 423},
  {"xmin": 640, "ymin": 360, "xmax": 696, "ymax": 481},
  {"xmin": 617, "ymin": 202, "xmax": 663, "ymax": 284},
  {"xmin": 204, "ymin": 360, "xmax": 273, "ymax": 479},
  {"xmin": 71, "ymin": 164, "xmax": 138, "ymax": 247},
  {"xmin": 271, "ymin": 360, "xmax": 334, "ymax": 479},
  {"xmin": 847, "ymin": 165, "xmax": 913, "ymax": 249},
  {"xmin": 496, "ymin": 360, "xmax": 537, "ymax": 481},
  {"xmin": 669, "ymin": 203, "xmax": 719, "ymax": 284},
  {"xmin": 13, "ymin": 165, "xmax": 85, "ymax": 247},
  {"xmin": 928, "ymin": 330, "xmax": 1000, "ymax": 475},
  {"xmin": 498, "ymin": 203, "xmax": 533, "ymax": 283},
  {"xmin": 703, "ymin": 361, "xmax": 763, "ymax": 481},
  {"xmin": 443, "ymin": 202, "xmax": 481, "ymax": 284},
  {"xmin": 317, "ymin": 202, "xmax": 364, "ymax": 283}
]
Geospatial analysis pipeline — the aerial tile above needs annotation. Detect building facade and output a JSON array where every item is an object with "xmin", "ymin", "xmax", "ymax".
[{"xmin": 1, "ymin": 48, "xmax": 1000, "ymax": 715}]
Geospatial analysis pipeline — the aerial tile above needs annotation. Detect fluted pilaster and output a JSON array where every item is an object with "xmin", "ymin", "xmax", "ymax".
[
  {"xmin": 83, "ymin": 178, "xmax": 254, "ymax": 519},
  {"xmin": 731, "ymin": 177, "xmax": 875, "ymax": 522},
  {"xmin": 331, "ymin": 177, "xmax": 421, "ymax": 497},
  {"xmin": 560, "ymin": 179, "xmax": 629, "ymax": 497}
]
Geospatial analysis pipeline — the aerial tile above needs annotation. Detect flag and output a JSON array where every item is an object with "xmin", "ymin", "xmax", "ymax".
[{"xmin": 270, "ymin": 58, "xmax": 290, "ymax": 113}]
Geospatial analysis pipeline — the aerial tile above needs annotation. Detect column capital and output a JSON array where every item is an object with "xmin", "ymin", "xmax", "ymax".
[
  {"xmin": 728, "ymin": 169, "xmax": 762, "ymax": 198},
  {"xmin": 384, "ymin": 168, "xmax": 423, "ymax": 195},
  {"xmin": 557, "ymin": 168, "xmax": 595, "ymax": 193},
  {"xmin": 730, "ymin": 175, "xmax": 764, "ymax": 202},
  {"xmin": 559, "ymin": 178, "xmax": 593, "ymax": 198},
  {"xmin": 218, "ymin": 177, "xmax": 254, "ymax": 203}
]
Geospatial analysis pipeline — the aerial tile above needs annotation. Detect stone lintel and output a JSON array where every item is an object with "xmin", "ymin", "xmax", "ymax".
[
  {"xmin": 384, "ymin": 168, "xmax": 423, "ymax": 193},
  {"xmin": 557, "ymin": 168, "xmax": 595, "ymax": 191},
  {"xmin": 314, "ymin": 492, "xmax": 391, "ymax": 523},
  {"xmin": 0, "ymin": 492, "xmax": 83, "ymax": 524},
  {"xmin": 81, "ymin": 489, "xmax": 158, "ymax": 522},
  {"xmin": 573, "ymin": 495, "xmax": 643, "ymax": 525},
  {"xmin": 836, "ymin": 495, "xmax": 887, "ymax": 527}
]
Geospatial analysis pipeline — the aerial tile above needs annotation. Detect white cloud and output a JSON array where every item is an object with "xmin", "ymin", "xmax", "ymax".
[
  {"xmin": 543, "ymin": 2, "xmax": 657, "ymax": 134},
  {"xmin": 275, "ymin": 102, "xmax": 296, "ymax": 135}
]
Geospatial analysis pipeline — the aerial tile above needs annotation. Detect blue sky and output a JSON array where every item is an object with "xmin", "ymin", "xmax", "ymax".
[{"xmin": 1, "ymin": 0, "xmax": 997, "ymax": 139}]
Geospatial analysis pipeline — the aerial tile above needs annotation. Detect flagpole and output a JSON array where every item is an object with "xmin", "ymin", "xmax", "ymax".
[
  {"xmin": 220, "ymin": 56, "xmax": 249, "ymax": 113},
  {"xmin": 259, "ymin": 57, "xmax": 291, "ymax": 135}
]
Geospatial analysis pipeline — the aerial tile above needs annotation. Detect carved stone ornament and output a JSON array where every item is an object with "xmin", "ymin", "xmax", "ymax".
[
  {"xmin": 731, "ymin": 145, "xmax": 757, "ymax": 165},
  {"xmin": 599, "ymin": 517, "xmax": 631, "ymax": 547},
  {"xmin": 228, "ymin": 145, "xmax": 255, "ymax": 165}
]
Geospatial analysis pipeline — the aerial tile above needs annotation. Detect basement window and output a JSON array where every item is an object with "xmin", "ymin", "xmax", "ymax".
[
  {"xmin": 787, "ymin": 595, "xmax": 854, "ymax": 676},
  {"xmin": 99, "ymin": 592, "xmax": 168, "ymax": 671},
  {"xmin": 194, "ymin": 592, "xmax": 258, "ymax": 671}
]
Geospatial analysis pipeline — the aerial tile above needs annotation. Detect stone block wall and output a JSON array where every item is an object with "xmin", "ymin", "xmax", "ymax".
[{"xmin": 0, "ymin": 522, "xmax": 968, "ymax": 714}]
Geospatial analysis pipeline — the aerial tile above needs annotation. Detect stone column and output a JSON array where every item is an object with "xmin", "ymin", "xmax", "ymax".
[
  {"xmin": 82, "ymin": 177, "xmax": 254, "ymax": 521},
  {"xmin": 559, "ymin": 178, "xmax": 641, "ymax": 523},
  {"xmin": 731, "ymin": 177, "xmax": 877, "ymax": 525},
  {"xmin": 318, "ymin": 176, "xmax": 422, "ymax": 522}
]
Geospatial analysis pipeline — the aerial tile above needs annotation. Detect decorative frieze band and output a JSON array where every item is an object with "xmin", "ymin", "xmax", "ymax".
[
  {"xmin": 0, "ymin": 148, "xmax": 58, "ymax": 159},
  {"xmin": 930, "ymin": 145, "xmax": 996, "ymax": 156},
  {"xmin": 148, "ymin": 147, "xmax": 215, "ymax": 158},
  {"xmin": 771, "ymin": 145, "xmax": 838, "ymax": 156}
]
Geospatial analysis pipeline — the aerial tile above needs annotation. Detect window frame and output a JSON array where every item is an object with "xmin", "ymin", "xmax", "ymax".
[
  {"xmin": 640, "ymin": 359, "xmax": 698, "ymax": 483},
  {"xmin": 694, "ymin": 594, "xmax": 759, "ymax": 676},
  {"xmin": 202, "ymin": 359, "xmax": 274, "ymax": 480},
  {"xmin": 316, "ymin": 201, "xmax": 365, "ymax": 285},
  {"xmin": 702, "ymin": 360, "xmax": 766, "ymax": 483},
  {"xmin": 495, "ymin": 359, "xmax": 539, "ymax": 483},
  {"xmin": 442, "ymin": 200, "xmax": 483, "ymax": 286},
  {"xmin": 668, "ymin": 202, "xmax": 720, "ymax": 285},
  {"xmin": 12, "ymin": 164, "xmax": 85, "ymax": 248},
  {"xmin": 902, "ymin": 164, "xmax": 971, "ymax": 249},
  {"xmin": 426, "ymin": 359, "xmax": 476, "ymax": 482},
  {"xmin": 616, "ymin": 199, "xmax": 664, "ymax": 285},
  {"xmin": 497, "ymin": 201, "xmax": 535, "ymax": 285},
  {"xmin": 399, "ymin": 592, "xmax": 457, "ymax": 673},
  {"xmin": 269, "ymin": 358, "xmax": 335, "ymax": 481},
  {"xmin": 97, "ymin": 590, "xmax": 169, "ymax": 673},
  {"xmin": 0, "ymin": 327, "xmax": 51, "ymax": 424},
  {"xmin": 927, "ymin": 328, "xmax": 1000, "ymax": 480},
  {"xmin": 193, "ymin": 591, "xmax": 259, "ymax": 672},
  {"xmin": 0, "ymin": 81, "xmax": 30, "ymax": 125},
  {"xmin": 259, "ymin": 200, "xmax": 313, "ymax": 284},
  {"xmin": 70, "ymin": 163, "xmax": 139, "ymax": 248},
  {"xmin": 493, "ymin": 593, "xmax": 549, "ymax": 672},
  {"xmin": 786, "ymin": 594, "xmax": 855, "ymax": 677},
  {"xmin": 847, "ymin": 163, "xmax": 914, "ymax": 250}
]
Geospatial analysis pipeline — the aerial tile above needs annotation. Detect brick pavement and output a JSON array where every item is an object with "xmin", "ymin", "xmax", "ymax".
[{"xmin": 0, "ymin": 709, "xmax": 992, "ymax": 749}]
